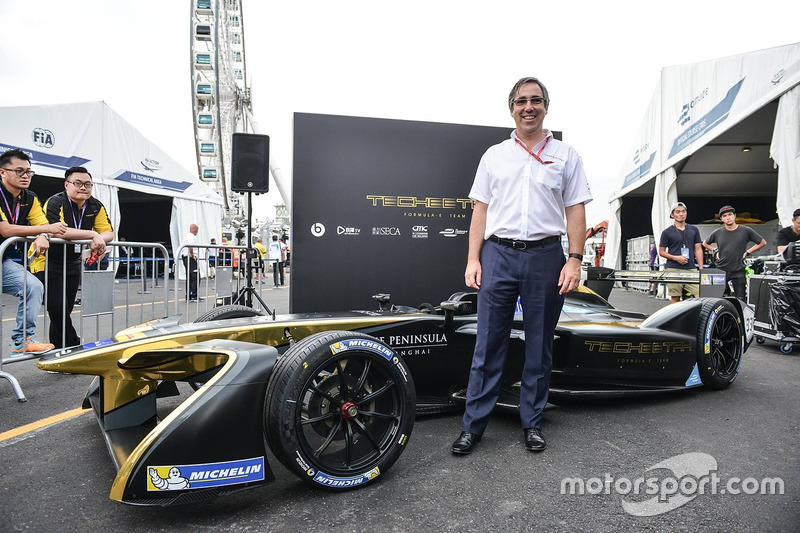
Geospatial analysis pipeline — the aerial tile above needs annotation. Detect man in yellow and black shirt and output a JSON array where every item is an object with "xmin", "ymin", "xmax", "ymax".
[
  {"xmin": 0, "ymin": 149, "xmax": 68, "ymax": 354},
  {"xmin": 31, "ymin": 166, "xmax": 114, "ymax": 348}
]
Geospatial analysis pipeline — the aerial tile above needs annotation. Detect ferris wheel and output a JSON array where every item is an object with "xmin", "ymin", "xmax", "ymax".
[{"xmin": 190, "ymin": 0, "xmax": 251, "ymax": 214}]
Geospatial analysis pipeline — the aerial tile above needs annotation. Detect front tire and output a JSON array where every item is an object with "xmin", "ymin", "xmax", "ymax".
[
  {"xmin": 696, "ymin": 299, "xmax": 744, "ymax": 389},
  {"xmin": 194, "ymin": 304, "xmax": 265, "ymax": 322},
  {"xmin": 265, "ymin": 331, "xmax": 415, "ymax": 490}
]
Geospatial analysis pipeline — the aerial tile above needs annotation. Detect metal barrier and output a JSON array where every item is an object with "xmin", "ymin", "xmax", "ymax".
[
  {"xmin": 1, "ymin": 238, "xmax": 279, "ymax": 401},
  {"xmin": 0, "ymin": 236, "xmax": 170, "ymax": 402},
  {"xmin": 173, "ymin": 243, "xmax": 273, "ymax": 321}
]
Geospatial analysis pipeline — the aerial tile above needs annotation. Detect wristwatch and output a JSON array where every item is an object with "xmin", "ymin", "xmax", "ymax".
[
  {"xmin": 39, "ymin": 233, "xmax": 50, "ymax": 241},
  {"xmin": 568, "ymin": 253, "xmax": 583, "ymax": 261}
]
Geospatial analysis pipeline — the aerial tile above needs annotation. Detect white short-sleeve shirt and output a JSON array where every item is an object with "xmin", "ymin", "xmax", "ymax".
[
  {"xmin": 181, "ymin": 232, "xmax": 198, "ymax": 257},
  {"xmin": 469, "ymin": 130, "xmax": 593, "ymax": 241}
]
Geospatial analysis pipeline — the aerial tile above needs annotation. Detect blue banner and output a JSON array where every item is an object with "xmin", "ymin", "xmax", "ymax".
[
  {"xmin": 622, "ymin": 151, "xmax": 657, "ymax": 189},
  {"xmin": 0, "ymin": 142, "xmax": 90, "ymax": 171},
  {"xmin": 147, "ymin": 456, "xmax": 265, "ymax": 491},
  {"xmin": 668, "ymin": 78, "xmax": 745, "ymax": 159},
  {"xmin": 113, "ymin": 170, "xmax": 192, "ymax": 192}
]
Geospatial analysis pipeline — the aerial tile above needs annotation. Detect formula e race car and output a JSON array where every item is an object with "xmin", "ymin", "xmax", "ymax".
[{"xmin": 37, "ymin": 287, "xmax": 753, "ymax": 506}]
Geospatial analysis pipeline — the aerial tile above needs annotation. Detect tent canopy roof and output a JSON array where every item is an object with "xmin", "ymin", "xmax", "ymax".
[
  {"xmin": 612, "ymin": 42, "xmax": 800, "ymax": 201},
  {"xmin": 0, "ymin": 101, "xmax": 222, "ymax": 205}
]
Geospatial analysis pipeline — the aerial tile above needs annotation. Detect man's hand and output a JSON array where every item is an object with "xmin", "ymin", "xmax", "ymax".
[
  {"xmin": 465, "ymin": 259, "xmax": 482, "ymax": 290},
  {"xmin": 33, "ymin": 234, "xmax": 50, "ymax": 255},
  {"xmin": 46, "ymin": 221, "xmax": 68, "ymax": 236},
  {"xmin": 558, "ymin": 258, "xmax": 581, "ymax": 295},
  {"xmin": 675, "ymin": 255, "xmax": 689, "ymax": 265},
  {"xmin": 89, "ymin": 233, "xmax": 106, "ymax": 255}
]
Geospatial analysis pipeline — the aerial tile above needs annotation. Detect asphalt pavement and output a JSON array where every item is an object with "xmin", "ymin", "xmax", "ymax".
[{"xmin": 1, "ymin": 287, "xmax": 798, "ymax": 532}]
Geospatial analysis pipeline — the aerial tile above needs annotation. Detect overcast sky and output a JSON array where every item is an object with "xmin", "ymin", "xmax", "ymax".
[{"xmin": 1, "ymin": 0, "xmax": 798, "ymax": 226}]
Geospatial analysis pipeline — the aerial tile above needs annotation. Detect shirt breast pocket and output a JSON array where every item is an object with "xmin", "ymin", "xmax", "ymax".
[{"xmin": 536, "ymin": 163, "xmax": 564, "ymax": 190}]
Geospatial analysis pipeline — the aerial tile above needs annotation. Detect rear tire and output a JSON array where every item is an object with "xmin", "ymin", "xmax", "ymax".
[
  {"xmin": 193, "ymin": 304, "xmax": 265, "ymax": 323},
  {"xmin": 265, "ymin": 331, "xmax": 415, "ymax": 490},
  {"xmin": 696, "ymin": 299, "xmax": 743, "ymax": 390}
]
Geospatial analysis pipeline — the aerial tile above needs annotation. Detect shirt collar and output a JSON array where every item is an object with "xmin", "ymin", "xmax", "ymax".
[
  {"xmin": 511, "ymin": 129, "xmax": 553, "ymax": 150},
  {"xmin": 0, "ymin": 180, "xmax": 20, "ymax": 202}
]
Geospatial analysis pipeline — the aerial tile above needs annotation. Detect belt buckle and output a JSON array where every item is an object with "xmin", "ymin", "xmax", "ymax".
[{"xmin": 512, "ymin": 240, "xmax": 527, "ymax": 250}]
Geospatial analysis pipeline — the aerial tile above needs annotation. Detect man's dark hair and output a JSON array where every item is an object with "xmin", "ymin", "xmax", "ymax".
[
  {"xmin": 0, "ymin": 148, "xmax": 31, "ymax": 168},
  {"xmin": 65, "ymin": 166, "xmax": 92, "ymax": 180},
  {"xmin": 508, "ymin": 77, "xmax": 550, "ymax": 110}
]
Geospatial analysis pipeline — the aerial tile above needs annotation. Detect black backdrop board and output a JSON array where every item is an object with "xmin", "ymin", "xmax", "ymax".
[{"xmin": 291, "ymin": 112, "xmax": 514, "ymax": 313}]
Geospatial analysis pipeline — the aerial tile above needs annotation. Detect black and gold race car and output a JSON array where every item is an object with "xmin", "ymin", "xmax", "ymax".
[{"xmin": 38, "ymin": 286, "xmax": 752, "ymax": 506}]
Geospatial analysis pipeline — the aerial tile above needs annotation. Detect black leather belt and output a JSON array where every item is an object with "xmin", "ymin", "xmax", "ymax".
[{"xmin": 489, "ymin": 234, "xmax": 559, "ymax": 250}]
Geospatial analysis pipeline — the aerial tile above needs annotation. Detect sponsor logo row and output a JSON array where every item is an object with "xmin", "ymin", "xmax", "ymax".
[{"xmin": 310, "ymin": 223, "xmax": 467, "ymax": 239}]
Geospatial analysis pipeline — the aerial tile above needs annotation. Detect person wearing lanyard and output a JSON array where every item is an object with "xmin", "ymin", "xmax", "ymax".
[
  {"xmin": 30, "ymin": 167, "xmax": 114, "ymax": 348},
  {"xmin": 658, "ymin": 202, "xmax": 703, "ymax": 304},
  {"xmin": 452, "ymin": 77, "xmax": 592, "ymax": 455},
  {"xmin": 0, "ymin": 149, "xmax": 69, "ymax": 354}
]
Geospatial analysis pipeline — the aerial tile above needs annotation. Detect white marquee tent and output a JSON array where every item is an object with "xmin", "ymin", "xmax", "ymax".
[
  {"xmin": 606, "ymin": 43, "xmax": 800, "ymax": 268},
  {"xmin": 0, "ymin": 101, "xmax": 222, "ymax": 262}
]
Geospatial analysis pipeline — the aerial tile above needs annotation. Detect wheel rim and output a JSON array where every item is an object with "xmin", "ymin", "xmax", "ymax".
[
  {"xmin": 297, "ymin": 353, "xmax": 403, "ymax": 475},
  {"xmin": 709, "ymin": 312, "xmax": 742, "ymax": 378}
]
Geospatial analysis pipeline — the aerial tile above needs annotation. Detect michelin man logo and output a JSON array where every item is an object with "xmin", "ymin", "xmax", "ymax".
[{"xmin": 149, "ymin": 466, "xmax": 190, "ymax": 491}]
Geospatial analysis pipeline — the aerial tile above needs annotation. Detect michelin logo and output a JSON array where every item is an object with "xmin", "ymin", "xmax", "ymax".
[
  {"xmin": 313, "ymin": 467, "xmax": 380, "ymax": 487},
  {"xmin": 149, "ymin": 466, "xmax": 190, "ymax": 491},
  {"xmin": 330, "ymin": 339, "xmax": 394, "ymax": 361},
  {"xmin": 147, "ymin": 457, "xmax": 265, "ymax": 491}
]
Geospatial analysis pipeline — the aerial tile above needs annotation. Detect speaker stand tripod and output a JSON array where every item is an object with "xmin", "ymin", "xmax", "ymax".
[{"xmin": 231, "ymin": 191, "xmax": 272, "ymax": 315}]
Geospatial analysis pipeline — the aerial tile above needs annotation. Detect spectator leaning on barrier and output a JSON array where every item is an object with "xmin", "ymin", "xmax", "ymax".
[
  {"xmin": 658, "ymin": 202, "xmax": 703, "ymax": 304},
  {"xmin": 0, "ymin": 149, "xmax": 67, "ymax": 354},
  {"xmin": 776, "ymin": 208, "xmax": 800, "ymax": 254},
  {"xmin": 703, "ymin": 205, "xmax": 766, "ymax": 299},
  {"xmin": 30, "ymin": 167, "xmax": 114, "ymax": 349}
]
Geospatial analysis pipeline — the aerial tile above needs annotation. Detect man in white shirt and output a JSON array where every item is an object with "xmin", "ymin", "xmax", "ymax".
[
  {"xmin": 453, "ymin": 77, "xmax": 592, "ymax": 455},
  {"xmin": 181, "ymin": 223, "xmax": 200, "ymax": 301}
]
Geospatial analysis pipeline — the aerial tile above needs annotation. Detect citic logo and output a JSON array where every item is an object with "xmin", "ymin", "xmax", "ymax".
[
  {"xmin": 311, "ymin": 223, "xmax": 326, "ymax": 237},
  {"xmin": 32, "ymin": 128, "xmax": 55, "ymax": 148}
]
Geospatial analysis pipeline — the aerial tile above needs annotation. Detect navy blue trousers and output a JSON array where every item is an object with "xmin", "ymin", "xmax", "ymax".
[{"xmin": 462, "ymin": 239, "xmax": 565, "ymax": 434}]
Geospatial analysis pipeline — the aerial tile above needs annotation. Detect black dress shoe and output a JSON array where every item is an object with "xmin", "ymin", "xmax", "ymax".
[
  {"xmin": 451, "ymin": 431, "xmax": 481, "ymax": 454},
  {"xmin": 524, "ymin": 428, "xmax": 546, "ymax": 451}
]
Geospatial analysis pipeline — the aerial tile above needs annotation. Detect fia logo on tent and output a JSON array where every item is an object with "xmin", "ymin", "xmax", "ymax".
[{"xmin": 32, "ymin": 128, "xmax": 55, "ymax": 148}]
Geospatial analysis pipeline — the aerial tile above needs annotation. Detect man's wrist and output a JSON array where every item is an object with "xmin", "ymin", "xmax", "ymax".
[
  {"xmin": 38, "ymin": 233, "xmax": 50, "ymax": 241},
  {"xmin": 568, "ymin": 253, "xmax": 583, "ymax": 262}
]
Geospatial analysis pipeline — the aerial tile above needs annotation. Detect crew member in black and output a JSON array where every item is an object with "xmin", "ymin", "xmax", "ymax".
[
  {"xmin": 777, "ymin": 208, "xmax": 800, "ymax": 254},
  {"xmin": 31, "ymin": 167, "xmax": 114, "ymax": 348}
]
